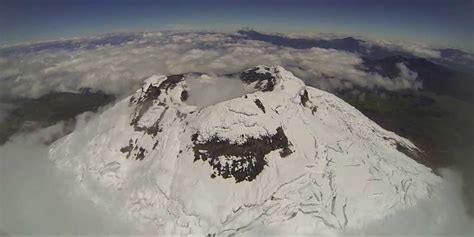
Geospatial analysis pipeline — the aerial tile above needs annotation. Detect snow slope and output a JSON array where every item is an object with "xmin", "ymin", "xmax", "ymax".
[{"xmin": 49, "ymin": 65, "xmax": 442, "ymax": 235}]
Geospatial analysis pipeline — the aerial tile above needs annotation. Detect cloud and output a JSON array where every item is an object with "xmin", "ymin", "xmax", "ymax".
[
  {"xmin": 363, "ymin": 38, "xmax": 442, "ymax": 58},
  {"xmin": 0, "ymin": 31, "xmax": 423, "ymax": 99},
  {"xmin": 0, "ymin": 111, "xmax": 151, "ymax": 235},
  {"xmin": 184, "ymin": 74, "xmax": 256, "ymax": 108},
  {"xmin": 390, "ymin": 62, "xmax": 422, "ymax": 90}
]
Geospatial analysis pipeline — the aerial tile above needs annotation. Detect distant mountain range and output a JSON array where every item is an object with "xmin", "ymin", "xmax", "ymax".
[
  {"xmin": 237, "ymin": 30, "xmax": 368, "ymax": 53},
  {"xmin": 237, "ymin": 30, "xmax": 474, "ymax": 73},
  {"xmin": 0, "ymin": 33, "xmax": 143, "ymax": 56},
  {"xmin": 238, "ymin": 30, "xmax": 474, "ymax": 103},
  {"xmin": 361, "ymin": 55, "xmax": 474, "ymax": 103}
]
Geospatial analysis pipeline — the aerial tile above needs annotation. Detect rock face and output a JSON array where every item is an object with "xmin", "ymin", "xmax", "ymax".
[{"xmin": 49, "ymin": 65, "xmax": 442, "ymax": 235}]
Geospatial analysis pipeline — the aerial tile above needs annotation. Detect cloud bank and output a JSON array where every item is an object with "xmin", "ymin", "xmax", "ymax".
[
  {"xmin": 0, "ymin": 31, "xmax": 422, "ymax": 100},
  {"xmin": 1, "ymin": 104, "xmax": 472, "ymax": 236},
  {"xmin": 0, "ymin": 123, "xmax": 143, "ymax": 235},
  {"xmin": 362, "ymin": 38, "xmax": 442, "ymax": 59}
]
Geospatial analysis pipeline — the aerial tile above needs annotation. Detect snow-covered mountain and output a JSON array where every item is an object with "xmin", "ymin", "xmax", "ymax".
[{"xmin": 49, "ymin": 65, "xmax": 442, "ymax": 235}]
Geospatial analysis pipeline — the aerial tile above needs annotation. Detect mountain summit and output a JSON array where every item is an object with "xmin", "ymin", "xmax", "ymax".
[{"xmin": 49, "ymin": 65, "xmax": 441, "ymax": 235}]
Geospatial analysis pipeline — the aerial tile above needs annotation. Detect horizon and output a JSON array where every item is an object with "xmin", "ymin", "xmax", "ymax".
[
  {"xmin": 1, "ymin": 27, "xmax": 473, "ymax": 56},
  {"xmin": 1, "ymin": 0, "xmax": 473, "ymax": 52}
]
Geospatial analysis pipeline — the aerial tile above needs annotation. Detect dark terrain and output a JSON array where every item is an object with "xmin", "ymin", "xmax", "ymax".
[
  {"xmin": 192, "ymin": 127, "xmax": 292, "ymax": 183},
  {"xmin": 361, "ymin": 56, "xmax": 474, "ymax": 103},
  {"xmin": 238, "ymin": 29, "xmax": 474, "ymax": 73},
  {"xmin": 0, "ymin": 90, "xmax": 114, "ymax": 145}
]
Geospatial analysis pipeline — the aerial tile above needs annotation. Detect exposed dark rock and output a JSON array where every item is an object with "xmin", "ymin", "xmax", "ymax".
[
  {"xmin": 239, "ymin": 67, "xmax": 276, "ymax": 92},
  {"xmin": 254, "ymin": 99, "xmax": 265, "ymax": 113},
  {"xmin": 176, "ymin": 110, "xmax": 187, "ymax": 120},
  {"xmin": 138, "ymin": 83, "xmax": 161, "ymax": 104},
  {"xmin": 123, "ymin": 75, "xmax": 188, "ymax": 161},
  {"xmin": 181, "ymin": 90, "xmax": 189, "ymax": 101},
  {"xmin": 130, "ymin": 105, "xmax": 166, "ymax": 136},
  {"xmin": 191, "ymin": 127, "xmax": 292, "ymax": 182},
  {"xmin": 381, "ymin": 135, "xmax": 433, "ymax": 170},
  {"xmin": 153, "ymin": 141, "xmax": 159, "ymax": 150},
  {"xmin": 130, "ymin": 74, "xmax": 183, "ymax": 135},
  {"xmin": 298, "ymin": 89, "xmax": 317, "ymax": 115},
  {"xmin": 120, "ymin": 139, "xmax": 148, "ymax": 161},
  {"xmin": 395, "ymin": 142, "xmax": 424, "ymax": 162},
  {"xmin": 136, "ymin": 147, "xmax": 147, "ymax": 161},
  {"xmin": 130, "ymin": 74, "xmax": 184, "ymax": 105},
  {"xmin": 130, "ymin": 100, "xmax": 154, "ymax": 125},
  {"xmin": 160, "ymin": 74, "xmax": 185, "ymax": 91},
  {"xmin": 300, "ymin": 90, "xmax": 309, "ymax": 106},
  {"xmin": 146, "ymin": 122, "xmax": 163, "ymax": 136},
  {"xmin": 311, "ymin": 105, "xmax": 318, "ymax": 115},
  {"xmin": 120, "ymin": 139, "xmax": 134, "ymax": 158}
]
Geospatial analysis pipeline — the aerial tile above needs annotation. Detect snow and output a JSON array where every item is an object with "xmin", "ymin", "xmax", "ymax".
[{"xmin": 49, "ymin": 65, "xmax": 442, "ymax": 235}]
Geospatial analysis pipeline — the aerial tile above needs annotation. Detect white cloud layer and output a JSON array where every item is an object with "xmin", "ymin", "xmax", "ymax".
[
  {"xmin": 0, "ymin": 122, "xmax": 142, "ymax": 235},
  {"xmin": 363, "ymin": 38, "xmax": 442, "ymax": 58},
  {"xmin": 0, "ymin": 31, "xmax": 422, "ymax": 99}
]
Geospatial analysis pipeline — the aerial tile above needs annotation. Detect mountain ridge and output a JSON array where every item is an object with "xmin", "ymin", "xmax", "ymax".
[{"xmin": 49, "ymin": 65, "xmax": 441, "ymax": 235}]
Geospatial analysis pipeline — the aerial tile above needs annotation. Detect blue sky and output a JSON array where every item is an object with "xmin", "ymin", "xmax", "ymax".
[{"xmin": 0, "ymin": 0, "xmax": 473, "ymax": 51}]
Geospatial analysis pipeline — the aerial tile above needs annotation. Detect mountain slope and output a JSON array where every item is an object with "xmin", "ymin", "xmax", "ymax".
[
  {"xmin": 0, "ymin": 91, "xmax": 114, "ymax": 145},
  {"xmin": 361, "ymin": 55, "xmax": 474, "ymax": 103},
  {"xmin": 237, "ymin": 30, "xmax": 402, "ymax": 59},
  {"xmin": 49, "ymin": 66, "xmax": 441, "ymax": 235}
]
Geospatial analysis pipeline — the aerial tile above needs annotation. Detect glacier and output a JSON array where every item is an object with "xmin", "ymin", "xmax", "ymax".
[{"xmin": 49, "ymin": 65, "xmax": 442, "ymax": 235}]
